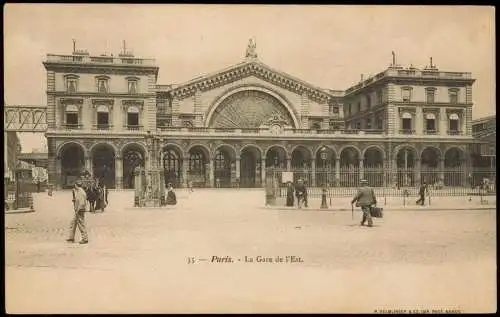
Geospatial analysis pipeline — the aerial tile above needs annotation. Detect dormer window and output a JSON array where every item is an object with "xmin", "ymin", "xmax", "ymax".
[
  {"xmin": 401, "ymin": 87, "xmax": 412, "ymax": 102},
  {"xmin": 65, "ymin": 76, "xmax": 78, "ymax": 93},
  {"xmin": 96, "ymin": 76, "xmax": 110, "ymax": 94}
]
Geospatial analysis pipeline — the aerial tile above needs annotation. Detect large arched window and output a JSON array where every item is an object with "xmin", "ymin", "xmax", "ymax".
[
  {"xmin": 189, "ymin": 152, "xmax": 204, "ymax": 172},
  {"xmin": 215, "ymin": 150, "xmax": 230, "ymax": 170}
]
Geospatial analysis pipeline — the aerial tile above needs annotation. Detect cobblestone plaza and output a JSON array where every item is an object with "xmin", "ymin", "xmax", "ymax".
[{"xmin": 5, "ymin": 190, "xmax": 496, "ymax": 313}]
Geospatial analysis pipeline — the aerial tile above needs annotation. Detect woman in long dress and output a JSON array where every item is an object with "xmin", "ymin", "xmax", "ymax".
[{"xmin": 166, "ymin": 183, "xmax": 177, "ymax": 205}]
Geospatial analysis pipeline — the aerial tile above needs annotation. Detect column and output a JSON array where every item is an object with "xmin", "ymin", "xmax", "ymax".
[
  {"xmin": 261, "ymin": 158, "xmax": 266, "ymax": 188},
  {"xmin": 235, "ymin": 156, "xmax": 241, "ymax": 180},
  {"xmin": 415, "ymin": 158, "xmax": 421, "ymax": 185},
  {"xmin": 55, "ymin": 156, "xmax": 62, "ymax": 189},
  {"xmin": 182, "ymin": 159, "xmax": 189, "ymax": 188},
  {"xmin": 115, "ymin": 156, "xmax": 123, "ymax": 189},
  {"xmin": 311, "ymin": 159, "xmax": 316, "ymax": 187},
  {"xmin": 392, "ymin": 159, "xmax": 398, "ymax": 186},
  {"xmin": 286, "ymin": 158, "xmax": 291, "ymax": 171},
  {"xmin": 335, "ymin": 158, "xmax": 340, "ymax": 186},
  {"xmin": 359, "ymin": 159, "xmax": 364, "ymax": 181},
  {"xmin": 85, "ymin": 156, "xmax": 92, "ymax": 174},
  {"xmin": 209, "ymin": 160, "xmax": 215, "ymax": 188},
  {"xmin": 438, "ymin": 158, "xmax": 445, "ymax": 184}
]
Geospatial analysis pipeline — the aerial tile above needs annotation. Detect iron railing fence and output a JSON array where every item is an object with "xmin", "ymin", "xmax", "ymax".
[
  {"xmin": 267, "ymin": 167, "xmax": 496, "ymax": 198},
  {"xmin": 47, "ymin": 167, "xmax": 496, "ymax": 193}
]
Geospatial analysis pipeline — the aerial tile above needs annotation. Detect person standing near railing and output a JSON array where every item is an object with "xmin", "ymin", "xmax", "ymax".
[{"xmin": 295, "ymin": 178, "xmax": 308, "ymax": 208}]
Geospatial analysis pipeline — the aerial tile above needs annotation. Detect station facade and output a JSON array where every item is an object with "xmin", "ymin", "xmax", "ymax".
[{"xmin": 43, "ymin": 42, "xmax": 477, "ymax": 189}]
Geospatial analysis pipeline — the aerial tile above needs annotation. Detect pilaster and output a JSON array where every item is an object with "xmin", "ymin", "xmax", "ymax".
[
  {"xmin": 182, "ymin": 159, "xmax": 189, "ymax": 188},
  {"xmin": 115, "ymin": 156, "xmax": 123, "ymax": 189},
  {"xmin": 194, "ymin": 89, "xmax": 203, "ymax": 127},
  {"xmin": 261, "ymin": 158, "xmax": 266, "ymax": 188},
  {"xmin": 439, "ymin": 107, "xmax": 447, "ymax": 136}
]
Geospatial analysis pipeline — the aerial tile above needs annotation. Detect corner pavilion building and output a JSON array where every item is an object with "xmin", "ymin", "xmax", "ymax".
[{"xmin": 44, "ymin": 43, "xmax": 476, "ymax": 189}]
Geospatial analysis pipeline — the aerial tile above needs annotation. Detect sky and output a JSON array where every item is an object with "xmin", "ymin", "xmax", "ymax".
[{"xmin": 4, "ymin": 4, "xmax": 495, "ymax": 152}]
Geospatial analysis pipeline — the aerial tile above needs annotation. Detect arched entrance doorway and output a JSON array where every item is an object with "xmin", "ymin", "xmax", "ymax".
[
  {"xmin": 162, "ymin": 146, "xmax": 182, "ymax": 188},
  {"xmin": 240, "ymin": 146, "xmax": 262, "ymax": 188},
  {"xmin": 291, "ymin": 146, "xmax": 312, "ymax": 185},
  {"xmin": 91, "ymin": 143, "xmax": 116, "ymax": 189},
  {"xmin": 420, "ymin": 147, "xmax": 441, "ymax": 186},
  {"xmin": 340, "ymin": 147, "xmax": 360, "ymax": 187},
  {"xmin": 214, "ymin": 145, "xmax": 236, "ymax": 188},
  {"xmin": 59, "ymin": 143, "xmax": 85, "ymax": 189},
  {"xmin": 316, "ymin": 146, "xmax": 336, "ymax": 187},
  {"xmin": 395, "ymin": 147, "xmax": 417, "ymax": 187},
  {"xmin": 444, "ymin": 147, "xmax": 465, "ymax": 186},
  {"xmin": 122, "ymin": 144, "xmax": 145, "ymax": 189},
  {"xmin": 363, "ymin": 147, "xmax": 384, "ymax": 187},
  {"xmin": 187, "ymin": 146, "xmax": 209, "ymax": 188}
]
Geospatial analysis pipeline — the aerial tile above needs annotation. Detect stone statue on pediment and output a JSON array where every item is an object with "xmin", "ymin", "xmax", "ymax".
[{"xmin": 245, "ymin": 38, "xmax": 258, "ymax": 59}]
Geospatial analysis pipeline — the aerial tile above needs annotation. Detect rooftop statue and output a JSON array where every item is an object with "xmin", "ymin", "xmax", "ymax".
[{"xmin": 245, "ymin": 38, "xmax": 258, "ymax": 59}]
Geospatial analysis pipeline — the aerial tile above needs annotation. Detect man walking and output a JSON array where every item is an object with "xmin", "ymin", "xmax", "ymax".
[
  {"xmin": 67, "ymin": 180, "xmax": 89, "ymax": 244},
  {"xmin": 415, "ymin": 182, "xmax": 428, "ymax": 206},
  {"xmin": 351, "ymin": 179, "xmax": 377, "ymax": 227},
  {"xmin": 295, "ymin": 178, "xmax": 308, "ymax": 208}
]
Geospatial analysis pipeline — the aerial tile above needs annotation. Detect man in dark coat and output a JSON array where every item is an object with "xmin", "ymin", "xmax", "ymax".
[
  {"xmin": 415, "ymin": 182, "xmax": 428, "ymax": 206},
  {"xmin": 351, "ymin": 179, "xmax": 377, "ymax": 227}
]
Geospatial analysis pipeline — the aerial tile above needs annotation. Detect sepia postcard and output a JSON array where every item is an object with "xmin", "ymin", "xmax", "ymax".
[{"xmin": 3, "ymin": 4, "xmax": 496, "ymax": 314}]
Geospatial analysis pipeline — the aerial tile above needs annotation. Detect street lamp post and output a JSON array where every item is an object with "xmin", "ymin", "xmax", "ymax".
[{"xmin": 320, "ymin": 146, "xmax": 328, "ymax": 209}]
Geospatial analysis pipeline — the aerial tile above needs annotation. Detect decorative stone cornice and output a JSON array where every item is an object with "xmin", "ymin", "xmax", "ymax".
[
  {"xmin": 59, "ymin": 97, "xmax": 84, "ymax": 104},
  {"xmin": 91, "ymin": 98, "xmax": 114, "ymax": 106},
  {"xmin": 168, "ymin": 60, "xmax": 332, "ymax": 103},
  {"xmin": 122, "ymin": 99, "xmax": 144, "ymax": 110}
]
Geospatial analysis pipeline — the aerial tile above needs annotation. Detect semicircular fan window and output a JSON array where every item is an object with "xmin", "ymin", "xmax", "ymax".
[{"xmin": 210, "ymin": 90, "xmax": 294, "ymax": 128}]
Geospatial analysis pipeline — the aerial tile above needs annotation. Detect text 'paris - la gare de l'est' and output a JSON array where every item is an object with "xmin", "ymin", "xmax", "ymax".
[{"xmin": 187, "ymin": 256, "xmax": 304, "ymax": 264}]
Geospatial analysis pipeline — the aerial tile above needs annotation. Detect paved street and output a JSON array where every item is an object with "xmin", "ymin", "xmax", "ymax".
[{"xmin": 5, "ymin": 190, "xmax": 497, "ymax": 313}]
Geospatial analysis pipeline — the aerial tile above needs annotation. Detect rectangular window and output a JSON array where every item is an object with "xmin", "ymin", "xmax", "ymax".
[
  {"xmin": 97, "ymin": 112, "xmax": 109, "ymax": 128},
  {"xmin": 366, "ymin": 118, "xmax": 372, "ymax": 129},
  {"xmin": 449, "ymin": 91, "xmax": 458, "ymax": 104},
  {"xmin": 98, "ymin": 79, "xmax": 108, "ymax": 93},
  {"xmin": 67, "ymin": 79, "xmax": 77, "ymax": 93},
  {"xmin": 402, "ymin": 118, "xmax": 412, "ymax": 130},
  {"xmin": 426, "ymin": 90, "xmax": 435, "ymax": 103},
  {"xmin": 357, "ymin": 102, "xmax": 361, "ymax": 113},
  {"xmin": 128, "ymin": 80, "xmax": 138, "ymax": 94},
  {"xmin": 348, "ymin": 104, "xmax": 352, "ymax": 116},
  {"xmin": 366, "ymin": 95, "xmax": 371, "ymax": 109},
  {"xmin": 426, "ymin": 119, "xmax": 436, "ymax": 131},
  {"xmin": 402, "ymin": 89, "xmax": 412, "ymax": 102},
  {"xmin": 127, "ymin": 113, "xmax": 139, "ymax": 126},
  {"xmin": 66, "ymin": 113, "xmax": 78, "ymax": 126},
  {"xmin": 377, "ymin": 91, "xmax": 383, "ymax": 105}
]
